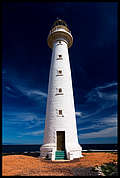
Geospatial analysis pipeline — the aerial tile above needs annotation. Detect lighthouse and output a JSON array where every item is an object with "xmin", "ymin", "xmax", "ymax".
[{"xmin": 40, "ymin": 19, "xmax": 82, "ymax": 160}]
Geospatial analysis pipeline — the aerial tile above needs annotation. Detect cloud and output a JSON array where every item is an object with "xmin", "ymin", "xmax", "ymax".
[
  {"xmin": 4, "ymin": 78, "xmax": 48, "ymax": 101},
  {"xmin": 3, "ymin": 111, "xmax": 45, "ymax": 130},
  {"xmin": 75, "ymin": 111, "xmax": 83, "ymax": 117},
  {"xmin": 76, "ymin": 82, "xmax": 117, "ymax": 128},
  {"xmin": 18, "ymin": 130, "xmax": 44, "ymax": 137},
  {"xmin": 4, "ymin": 83, "xmax": 23, "ymax": 98},
  {"xmin": 78, "ymin": 125, "xmax": 97, "ymax": 132},
  {"xmin": 79, "ymin": 126, "xmax": 117, "ymax": 139},
  {"xmin": 83, "ymin": 82, "xmax": 117, "ymax": 118},
  {"xmin": 3, "ymin": 74, "xmax": 117, "ymax": 143},
  {"xmin": 16, "ymin": 85, "xmax": 48, "ymax": 98},
  {"xmin": 77, "ymin": 82, "xmax": 117, "ymax": 141},
  {"xmin": 78, "ymin": 113, "xmax": 117, "ymax": 131},
  {"xmin": 28, "ymin": 90, "xmax": 47, "ymax": 98},
  {"xmin": 97, "ymin": 82, "xmax": 117, "ymax": 89},
  {"xmin": 86, "ymin": 82, "xmax": 117, "ymax": 103},
  {"xmin": 100, "ymin": 114, "xmax": 117, "ymax": 127},
  {"xmin": 5, "ymin": 86, "xmax": 12, "ymax": 91},
  {"xmin": 14, "ymin": 85, "xmax": 48, "ymax": 100}
]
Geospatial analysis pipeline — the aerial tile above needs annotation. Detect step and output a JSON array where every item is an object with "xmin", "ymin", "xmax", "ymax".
[
  {"xmin": 55, "ymin": 156, "xmax": 65, "ymax": 159},
  {"xmin": 56, "ymin": 151, "xmax": 65, "ymax": 153},
  {"xmin": 55, "ymin": 157, "xmax": 65, "ymax": 160},
  {"xmin": 55, "ymin": 152, "xmax": 65, "ymax": 155},
  {"xmin": 55, "ymin": 153, "xmax": 65, "ymax": 156},
  {"xmin": 55, "ymin": 155, "xmax": 65, "ymax": 157},
  {"xmin": 55, "ymin": 151, "xmax": 66, "ymax": 160}
]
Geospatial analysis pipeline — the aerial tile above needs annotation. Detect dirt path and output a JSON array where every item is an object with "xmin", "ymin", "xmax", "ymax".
[{"xmin": 2, "ymin": 152, "xmax": 117, "ymax": 176}]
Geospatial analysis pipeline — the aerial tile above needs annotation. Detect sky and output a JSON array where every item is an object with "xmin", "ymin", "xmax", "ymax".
[{"xmin": 2, "ymin": 2, "xmax": 118, "ymax": 145}]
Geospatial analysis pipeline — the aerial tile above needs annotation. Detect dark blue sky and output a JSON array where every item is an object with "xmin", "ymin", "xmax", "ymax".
[{"xmin": 2, "ymin": 2, "xmax": 118, "ymax": 144}]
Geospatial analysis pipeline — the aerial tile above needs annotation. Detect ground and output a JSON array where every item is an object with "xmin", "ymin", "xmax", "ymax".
[{"xmin": 2, "ymin": 152, "xmax": 117, "ymax": 176}]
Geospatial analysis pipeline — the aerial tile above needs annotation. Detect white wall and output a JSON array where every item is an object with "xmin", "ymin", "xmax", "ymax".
[{"xmin": 40, "ymin": 31, "xmax": 82, "ymax": 160}]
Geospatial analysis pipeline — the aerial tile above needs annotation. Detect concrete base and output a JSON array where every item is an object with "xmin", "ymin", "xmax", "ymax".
[{"xmin": 40, "ymin": 143, "xmax": 83, "ymax": 161}]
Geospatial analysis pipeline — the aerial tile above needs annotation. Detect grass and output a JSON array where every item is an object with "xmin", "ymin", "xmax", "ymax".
[{"xmin": 101, "ymin": 162, "xmax": 118, "ymax": 176}]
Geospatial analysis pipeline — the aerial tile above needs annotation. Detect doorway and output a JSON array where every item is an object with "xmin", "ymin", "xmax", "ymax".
[{"xmin": 56, "ymin": 131, "xmax": 65, "ymax": 151}]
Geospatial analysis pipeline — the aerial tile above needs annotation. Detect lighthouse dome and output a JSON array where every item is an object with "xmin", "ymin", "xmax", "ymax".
[
  {"xmin": 47, "ymin": 19, "xmax": 73, "ymax": 48},
  {"xmin": 51, "ymin": 19, "xmax": 68, "ymax": 28}
]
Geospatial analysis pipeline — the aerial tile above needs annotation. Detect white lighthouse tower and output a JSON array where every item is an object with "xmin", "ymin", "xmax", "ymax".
[{"xmin": 40, "ymin": 19, "xmax": 82, "ymax": 160}]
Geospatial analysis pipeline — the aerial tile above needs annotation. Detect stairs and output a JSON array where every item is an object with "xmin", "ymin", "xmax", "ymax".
[{"xmin": 55, "ymin": 151, "xmax": 66, "ymax": 160}]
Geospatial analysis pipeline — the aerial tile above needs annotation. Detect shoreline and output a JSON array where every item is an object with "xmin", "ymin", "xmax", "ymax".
[{"xmin": 2, "ymin": 150, "xmax": 118, "ymax": 156}]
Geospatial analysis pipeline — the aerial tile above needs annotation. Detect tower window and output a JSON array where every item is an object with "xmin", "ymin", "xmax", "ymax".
[
  {"xmin": 59, "ymin": 110, "xmax": 62, "ymax": 115},
  {"xmin": 59, "ymin": 88, "xmax": 62, "ymax": 93},
  {"xmin": 56, "ymin": 55, "xmax": 63, "ymax": 60},
  {"xmin": 56, "ymin": 109, "xmax": 64, "ymax": 117},
  {"xmin": 58, "ymin": 70, "xmax": 62, "ymax": 75},
  {"xmin": 56, "ymin": 88, "xmax": 63, "ymax": 95},
  {"xmin": 56, "ymin": 70, "xmax": 63, "ymax": 76},
  {"xmin": 56, "ymin": 41, "xmax": 63, "ymax": 46}
]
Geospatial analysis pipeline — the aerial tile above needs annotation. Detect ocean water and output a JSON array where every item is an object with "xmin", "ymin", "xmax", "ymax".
[{"xmin": 2, "ymin": 144, "xmax": 118, "ymax": 153}]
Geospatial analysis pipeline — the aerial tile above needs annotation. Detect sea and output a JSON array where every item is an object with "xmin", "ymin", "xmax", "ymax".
[{"xmin": 2, "ymin": 144, "xmax": 118, "ymax": 154}]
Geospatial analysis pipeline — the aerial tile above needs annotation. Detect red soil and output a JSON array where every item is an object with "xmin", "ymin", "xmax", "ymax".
[{"xmin": 2, "ymin": 152, "xmax": 117, "ymax": 176}]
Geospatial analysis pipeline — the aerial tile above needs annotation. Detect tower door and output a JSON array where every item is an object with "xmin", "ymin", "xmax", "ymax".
[{"xmin": 57, "ymin": 131, "xmax": 65, "ymax": 151}]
